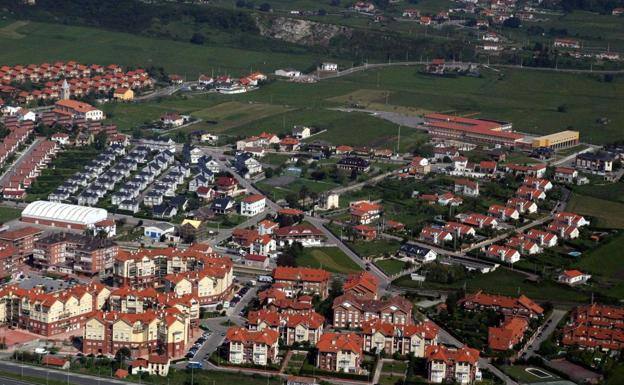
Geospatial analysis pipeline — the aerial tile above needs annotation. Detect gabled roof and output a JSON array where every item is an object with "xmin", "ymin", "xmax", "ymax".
[{"xmin": 317, "ymin": 332, "xmax": 363, "ymax": 354}]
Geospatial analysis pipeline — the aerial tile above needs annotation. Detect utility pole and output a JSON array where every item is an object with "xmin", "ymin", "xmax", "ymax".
[{"xmin": 397, "ymin": 125, "xmax": 401, "ymax": 153}]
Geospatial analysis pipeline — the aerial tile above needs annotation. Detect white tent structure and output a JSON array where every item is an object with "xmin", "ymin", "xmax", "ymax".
[{"xmin": 21, "ymin": 201, "xmax": 108, "ymax": 230}]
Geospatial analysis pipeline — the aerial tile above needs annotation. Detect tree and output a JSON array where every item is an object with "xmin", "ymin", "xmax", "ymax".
[
  {"xmin": 115, "ymin": 347, "xmax": 131, "ymax": 368},
  {"xmin": 94, "ymin": 131, "xmax": 108, "ymax": 150},
  {"xmin": 318, "ymin": 8, "xmax": 327, "ymax": 16},
  {"xmin": 264, "ymin": 167, "xmax": 274, "ymax": 178},
  {"xmin": 190, "ymin": 32, "xmax": 205, "ymax": 45},
  {"xmin": 503, "ymin": 17, "xmax": 521, "ymax": 28},
  {"xmin": 259, "ymin": 2, "xmax": 271, "ymax": 11}
]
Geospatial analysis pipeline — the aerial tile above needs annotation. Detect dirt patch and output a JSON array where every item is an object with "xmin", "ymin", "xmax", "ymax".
[
  {"xmin": 0, "ymin": 327, "xmax": 40, "ymax": 347},
  {"xmin": 263, "ymin": 175, "xmax": 296, "ymax": 187},
  {"xmin": 0, "ymin": 21, "xmax": 29, "ymax": 39}
]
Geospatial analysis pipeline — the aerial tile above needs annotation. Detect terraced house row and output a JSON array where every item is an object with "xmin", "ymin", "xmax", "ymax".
[{"xmin": 113, "ymin": 244, "xmax": 234, "ymax": 305}]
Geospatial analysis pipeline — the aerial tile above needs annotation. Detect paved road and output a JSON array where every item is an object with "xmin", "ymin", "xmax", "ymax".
[
  {"xmin": 0, "ymin": 137, "xmax": 43, "ymax": 187},
  {"xmin": 134, "ymin": 81, "xmax": 196, "ymax": 101},
  {"xmin": 523, "ymin": 308, "xmax": 567, "ymax": 358},
  {"xmin": 319, "ymin": 60, "xmax": 624, "ymax": 81},
  {"xmin": 0, "ymin": 361, "xmax": 127, "ymax": 385}
]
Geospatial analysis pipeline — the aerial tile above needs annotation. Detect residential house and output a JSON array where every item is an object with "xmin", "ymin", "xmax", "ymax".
[
  {"xmin": 397, "ymin": 243, "xmax": 437, "ymax": 263},
  {"xmin": 420, "ymin": 227, "xmax": 452, "ymax": 245},
  {"xmin": 240, "ymin": 194, "xmax": 266, "ymax": 217},
  {"xmin": 337, "ymin": 157, "xmax": 370, "ymax": 173},
  {"xmin": 488, "ymin": 205, "xmax": 519, "ymax": 221},
  {"xmin": 273, "ymin": 225, "xmax": 326, "ymax": 248},
  {"xmin": 454, "ymin": 179, "xmax": 479, "ymax": 197},
  {"xmin": 349, "ymin": 201, "xmax": 382, "ymax": 224},
  {"xmin": 486, "ymin": 244, "xmax": 520, "ymax": 264},
  {"xmin": 576, "ymin": 152, "xmax": 615, "ymax": 173},
  {"xmin": 554, "ymin": 167, "xmax": 578, "ymax": 184},
  {"xmin": 558, "ymin": 270, "xmax": 591, "ymax": 286},
  {"xmin": 525, "ymin": 229, "xmax": 557, "ymax": 247}
]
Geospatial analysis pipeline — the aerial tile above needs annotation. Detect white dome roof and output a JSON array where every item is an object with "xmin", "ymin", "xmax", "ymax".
[{"xmin": 22, "ymin": 201, "xmax": 108, "ymax": 226}]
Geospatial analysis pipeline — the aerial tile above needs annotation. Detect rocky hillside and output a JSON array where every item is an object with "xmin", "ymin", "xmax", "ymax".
[{"xmin": 255, "ymin": 16, "xmax": 352, "ymax": 47}]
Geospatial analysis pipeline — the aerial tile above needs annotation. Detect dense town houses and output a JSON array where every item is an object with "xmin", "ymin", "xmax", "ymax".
[
  {"xmin": 247, "ymin": 309, "xmax": 325, "ymax": 346},
  {"xmin": 33, "ymin": 233, "xmax": 118, "ymax": 275},
  {"xmin": 332, "ymin": 292, "xmax": 413, "ymax": 328},
  {"xmin": 0, "ymin": 61, "xmax": 153, "ymax": 105},
  {"xmin": 361, "ymin": 319, "xmax": 439, "ymax": 356},
  {"xmin": 488, "ymin": 317, "xmax": 528, "ymax": 351},
  {"xmin": 113, "ymin": 245, "xmax": 234, "ymax": 305},
  {"xmin": 425, "ymin": 345, "xmax": 482, "ymax": 384},
  {"xmin": 459, "ymin": 291, "xmax": 544, "ymax": 319},
  {"xmin": 343, "ymin": 271, "xmax": 379, "ymax": 299},
  {"xmin": 225, "ymin": 327, "xmax": 280, "ymax": 366},
  {"xmin": 562, "ymin": 304, "xmax": 624, "ymax": 351},
  {"xmin": 316, "ymin": 332, "xmax": 363, "ymax": 373},
  {"xmin": 82, "ymin": 308, "xmax": 189, "ymax": 358},
  {"xmin": 0, "ymin": 282, "xmax": 109, "ymax": 336},
  {"xmin": 272, "ymin": 266, "xmax": 331, "ymax": 299},
  {"xmin": 0, "ymin": 226, "xmax": 42, "ymax": 266}
]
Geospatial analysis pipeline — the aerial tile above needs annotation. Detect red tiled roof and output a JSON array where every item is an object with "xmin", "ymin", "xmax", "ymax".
[
  {"xmin": 317, "ymin": 332, "xmax": 363, "ymax": 354},
  {"xmin": 273, "ymin": 266, "xmax": 330, "ymax": 282}
]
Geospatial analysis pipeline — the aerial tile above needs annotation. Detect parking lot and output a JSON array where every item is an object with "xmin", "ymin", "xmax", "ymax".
[{"xmin": 179, "ymin": 278, "xmax": 260, "ymax": 368}]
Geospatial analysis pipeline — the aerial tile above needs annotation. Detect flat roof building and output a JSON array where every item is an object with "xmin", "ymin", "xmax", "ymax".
[{"xmin": 531, "ymin": 130, "xmax": 580, "ymax": 149}]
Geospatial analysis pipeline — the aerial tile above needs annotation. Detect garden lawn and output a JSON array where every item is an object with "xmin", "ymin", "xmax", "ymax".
[
  {"xmin": 375, "ymin": 259, "xmax": 408, "ymax": 276},
  {"xmin": 296, "ymin": 247, "xmax": 362, "ymax": 274},
  {"xmin": 382, "ymin": 360, "xmax": 409, "ymax": 373},
  {"xmin": 349, "ymin": 239, "xmax": 401, "ymax": 259},
  {"xmin": 0, "ymin": 207, "xmax": 22, "ymax": 223}
]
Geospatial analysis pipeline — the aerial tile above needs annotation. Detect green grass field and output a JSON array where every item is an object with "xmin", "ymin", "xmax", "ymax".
[
  {"xmin": 567, "ymin": 193, "xmax": 624, "ymax": 229},
  {"xmin": 573, "ymin": 182, "xmax": 624, "ymax": 204},
  {"xmin": 0, "ymin": 20, "xmax": 322, "ymax": 77},
  {"xmin": 575, "ymin": 232, "xmax": 624, "ymax": 278},
  {"xmin": 2, "ymin": 18, "xmax": 623, "ymax": 146},
  {"xmin": 0, "ymin": 207, "xmax": 22, "ymax": 223},
  {"xmin": 394, "ymin": 268, "xmax": 588, "ymax": 302},
  {"xmin": 296, "ymin": 246, "xmax": 362, "ymax": 274}
]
